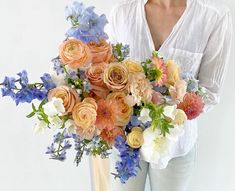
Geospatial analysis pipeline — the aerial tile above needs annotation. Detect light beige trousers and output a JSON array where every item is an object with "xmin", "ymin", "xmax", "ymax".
[{"xmin": 90, "ymin": 144, "xmax": 196, "ymax": 191}]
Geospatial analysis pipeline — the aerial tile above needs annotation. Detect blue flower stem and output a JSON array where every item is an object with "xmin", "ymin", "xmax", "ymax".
[{"xmin": 55, "ymin": 130, "xmax": 65, "ymax": 156}]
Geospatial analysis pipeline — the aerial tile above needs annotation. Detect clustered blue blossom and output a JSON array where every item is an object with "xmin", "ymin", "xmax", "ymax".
[
  {"xmin": 0, "ymin": 70, "xmax": 55, "ymax": 105},
  {"xmin": 65, "ymin": 1, "xmax": 108, "ymax": 43},
  {"xmin": 125, "ymin": 115, "xmax": 150, "ymax": 134},
  {"xmin": 113, "ymin": 135, "xmax": 141, "ymax": 184},
  {"xmin": 52, "ymin": 57, "xmax": 65, "ymax": 75},
  {"xmin": 46, "ymin": 131, "xmax": 111, "ymax": 165},
  {"xmin": 121, "ymin": 44, "xmax": 130, "ymax": 59},
  {"xmin": 181, "ymin": 73, "xmax": 199, "ymax": 92},
  {"xmin": 40, "ymin": 73, "xmax": 56, "ymax": 90},
  {"xmin": 46, "ymin": 130, "xmax": 73, "ymax": 161}
]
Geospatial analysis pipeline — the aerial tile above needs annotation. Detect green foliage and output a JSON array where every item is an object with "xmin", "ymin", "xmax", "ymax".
[
  {"xmin": 141, "ymin": 59, "xmax": 158, "ymax": 82},
  {"xmin": 26, "ymin": 99, "xmax": 50, "ymax": 126},
  {"xmin": 112, "ymin": 43, "xmax": 130, "ymax": 62},
  {"xmin": 143, "ymin": 102, "xmax": 173, "ymax": 136}
]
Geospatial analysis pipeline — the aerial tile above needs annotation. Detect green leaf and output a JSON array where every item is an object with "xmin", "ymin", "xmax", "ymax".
[
  {"xmin": 32, "ymin": 103, "xmax": 36, "ymax": 112},
  {"xmin": 26, "ymin": 111, "xmax": 35, "ymax": 118},
  {"xmin": 39, "ymin": 99, "xmax": 47, "ymax": 110}
]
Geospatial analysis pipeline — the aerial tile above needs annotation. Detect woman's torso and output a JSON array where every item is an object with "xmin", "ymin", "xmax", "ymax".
[{"xmin": 107, "ymin": 0, "xmax": 230, "ymax": 168}]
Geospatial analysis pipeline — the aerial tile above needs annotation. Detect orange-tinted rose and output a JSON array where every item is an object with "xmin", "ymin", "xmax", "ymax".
[
  {"xmin": 48, "ymin": 86, "xmax": 80, "ymax": 114},
  {"xmin": 72, "ymin": 98, "xmax": 97, "ymax": 130},
  {"xmin": 85, "ymin": 62, "xmax": 110, "ymax": 99},
  {"xmin": 88, "ymin": 40, "xmax": 112, "ymax": 64},
  {"xmin": 107, "ymin": 92, "xmax": 133, "ymax": 126},
  {"xmin": 59, "ymin": 39, "xmax": 91, "ymax": 69},
  {"xmin": 103, "ymin": 62, "xmax": 129, "ymax": 91}
]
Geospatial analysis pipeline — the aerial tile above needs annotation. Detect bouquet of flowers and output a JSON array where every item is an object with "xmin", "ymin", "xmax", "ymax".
[{"xmin": 0, "ymin": 1, "xmax": 207, "ymax": 183}]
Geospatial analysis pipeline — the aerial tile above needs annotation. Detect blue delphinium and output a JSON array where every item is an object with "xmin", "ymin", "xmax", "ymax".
[
  {"xmin": 83, "ymin": 80, "xmax": 91, "ymax": 93},
  {"xmin": 181, "ymin": 73, "xmax": 199, "ymax": 92},
  {"xmin": 1, "ymin": 70, "xmax": 55, "ymax": 105},
  {"xmin": 67, "ymin": 70, "xmax": 78, "ymax": 80},
  {"xmin": 112, "ymin": 43, "xmax": 130, "ymax": 62},
  {"xmin": 153, "ymin": 85, "xmax": 168, "ymax": 94},
  {"xmin": 112, "ymin": 135, "xmax": 141, "ymax": 184},
  {"xmin": 17, "ymin": 70, "xmax": 28, "ymax": 87},
  {"xmin": 15, "ymin": 87, "xmax": 34, "ymax": 105},
  {"xmin": 130, "ymin": 116, "xmax": 141, "ymax": 127},
  {"xmin": 46, "ymin": 130, "xmax": 73, "ymax": 161},
  {"xmin": 40, "ymin": 73, "xmax": 56, "ymax": 90},
  {"xmin": 122, "ymin": 44, "xmax": 130, "ymax": 59},
  {"xmin": 52, "ymin": 57, "xmax": 65, "ymax": 75},
  {"xmin": 0, "ymin": 76, "xmax": 16, "ymax": 98},
  {"xmin": 65, "ymin": 1, "xmax": 108, "ymax": 43}
]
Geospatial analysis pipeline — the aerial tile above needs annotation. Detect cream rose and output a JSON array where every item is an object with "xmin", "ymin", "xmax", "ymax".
[
  {"xmin": 172, "ymin": 109, "xmax": 187, "ymax": 125},
  {"xmin": 127, "ymin": 127, "xmax": 144, "ymax": 148},
  {"xmin": 103, "ymin": 62, "xmax": 129, "ymax": 91},
  {"xmin": 123, "ymin": 60, "xmax": 144, "ymax": 74},
  {"xmin": 48, "ymin": 86, "xmax": 80, "ymax": 114},
  {"xmin": 72, "ymin": 98, "xmax": 97, "ymax": 130},
  {"xmin": 59, "ymin": 39, "xmax": 91, "ymax": 69},
  {"xmin": 165, "ymin": 60, "xmax": 180, "ymax": 86}
]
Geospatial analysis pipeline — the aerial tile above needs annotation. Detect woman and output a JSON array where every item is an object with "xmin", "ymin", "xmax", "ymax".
[{"xmin": 91, "ymin": 0, "xmax": 233, "ymax": 190}]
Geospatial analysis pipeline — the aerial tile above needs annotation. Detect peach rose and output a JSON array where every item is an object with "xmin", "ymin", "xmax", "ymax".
[
  {"xmin": 87, "ymin": 40, "xmax": 112, "ymax": 64},
  {"xmin": 86, "ymin": 62, "xmax": 107, "ymax": 87},
  {"xmin": 123, "ymin": 60, "xmax": 144, "ymax": 74},
  {"xmin": 107, "ymin": 92, "xmax": 133, "ymax": 126},
  {"xmin": 85, "ymin": 62, "xmax": 110, "ymax": 98},
  {"xmin": 165, "ymin": 60, "xmax": 180, "ymax": 86},
  {"xmin": 169, "ymin": 80, "xmax": 187, "ymax": 102},
  {"xmin": 103, "ymin": 62, "xmax": 129, "ymax": 91},
  {"xmin": 48, "ymin": 86, "xmax": 80, "ymax": 114},
  {"xmin": 127, "ymin": 127, "xmax": 144, "ymax": 148},
  {"xmin": 59, "ymin": 39, "xmax": 91, "ymax": 69},
  {"xmin": 72, "ymin": 98, "xmax": 97, "ymax": 130}
]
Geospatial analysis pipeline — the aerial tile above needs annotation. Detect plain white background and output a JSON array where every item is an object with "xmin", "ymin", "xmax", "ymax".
[{"xmin": 0, "ymin": 0, "xmax": 234, "ymax": 191}]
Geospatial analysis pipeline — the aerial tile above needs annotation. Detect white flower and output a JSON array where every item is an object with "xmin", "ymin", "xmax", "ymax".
[
  {"xmin": 43, "ymin": 97, "xmax": 65, "ymax": 117},
  {"xmin": 34, "ymin": 120, "xmax": 48, "ymax": 135},
  {"xmin": 166, "ymin": 125, "xmax": 185, "ymax": 141},
  {"xmin": 138, "ymin": 108, "xmax": 152, "ymax": 124},
  {"xmin": 140, "ymin": 127, "xmax": 172, "ymax": 164},
  {"xmin": 48, "ymin": 115, "xmax": 63, "ymax": 130},
  {"xmin": 163, "ymin": 105, "xmax": 177, "ymax": 120},
  {"xmin": 76, "ymin": 89, "xmax": 82, "ymax": 95},
  {"xmin": 65, "ymin": 119, "xmax": 76, "ymax": 135}
]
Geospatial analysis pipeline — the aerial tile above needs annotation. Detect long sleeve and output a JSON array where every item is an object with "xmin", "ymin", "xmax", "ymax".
[{"xmin": 198, "ymin": 11, "xmax": 233, "ymax": 113}]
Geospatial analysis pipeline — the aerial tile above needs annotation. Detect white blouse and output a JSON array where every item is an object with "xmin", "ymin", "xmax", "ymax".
[{"xmin": 105, "ymin": 0, "xmax": 233, "ymax": 169}]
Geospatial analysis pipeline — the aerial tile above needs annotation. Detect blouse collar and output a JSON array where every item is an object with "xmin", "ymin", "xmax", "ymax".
[{"xmin": 143, "ymin": 0, "xmax": 192, "ymax": 6}]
